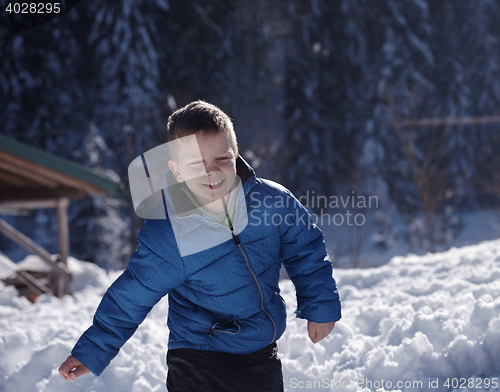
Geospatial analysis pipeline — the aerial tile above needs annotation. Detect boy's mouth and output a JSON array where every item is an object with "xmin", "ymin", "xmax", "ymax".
[{"xmin": 202, "ymin": 178, "xmax": 225, "ymax": 189}]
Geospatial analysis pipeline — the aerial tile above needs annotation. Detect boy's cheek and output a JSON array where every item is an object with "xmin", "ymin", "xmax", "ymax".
[{"xmin": 182, "ymin": 169, "xmax": 208, "ymax": 182}]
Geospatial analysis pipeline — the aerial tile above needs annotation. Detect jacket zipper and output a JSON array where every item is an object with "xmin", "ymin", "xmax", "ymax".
[
  {"xmin": 176, "ymin": 189, "xmax": 278, "ymax": 344},
  {"xmin": 232, "ymin": 233, "xmax": 277, "ymax": 344},
  {"xmin": 221, "ymin": 196, "xmax": 277, "ymax": 344}
]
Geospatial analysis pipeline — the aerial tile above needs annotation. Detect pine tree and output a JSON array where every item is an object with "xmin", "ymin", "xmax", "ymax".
[
  {"xmin": 280, "ymin": 0, "xmax": 366, "ymax": 201},
  {"xmin": 0, "ymin": 3, "xmax": 88, "ymax": 141}
]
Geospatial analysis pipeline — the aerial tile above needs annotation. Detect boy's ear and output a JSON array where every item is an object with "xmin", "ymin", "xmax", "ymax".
[{"xmin": 168, "ymin": 160, "xmax": 183, "ymax": 182}]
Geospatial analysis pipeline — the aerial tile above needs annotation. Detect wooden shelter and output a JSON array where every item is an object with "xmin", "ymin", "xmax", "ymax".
[{"xmin": 0, "ymin": 134, "xmax": 124, "ymax": 299}]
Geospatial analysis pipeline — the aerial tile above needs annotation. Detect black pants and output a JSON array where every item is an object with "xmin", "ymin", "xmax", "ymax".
[{"xmin": 166, "ymin": 343, "xmax": 284, "ymax": 392}]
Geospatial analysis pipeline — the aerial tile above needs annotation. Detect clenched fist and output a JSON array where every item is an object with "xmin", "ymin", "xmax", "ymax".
[
  {"xmin": 307, "ymin": 321, "xmax": 336, "ymax": 344},
  {"xmin": 58, "ymin": 355, "xmax": 91, "ymax": 381}
]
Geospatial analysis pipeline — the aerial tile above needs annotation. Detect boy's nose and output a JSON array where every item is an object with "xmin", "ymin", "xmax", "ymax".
[{"xmin": 203, "ymin": 161, "xmax": 220, "ymax": 174}]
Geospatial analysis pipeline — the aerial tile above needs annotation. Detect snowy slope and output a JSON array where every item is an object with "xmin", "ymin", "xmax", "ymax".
[{"xmin": 0, "ymin": 240, "xmax": 500, "ymax": 392}]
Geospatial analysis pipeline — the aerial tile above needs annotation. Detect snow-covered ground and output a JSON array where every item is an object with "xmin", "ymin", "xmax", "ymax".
[{"xmin": 1, "ymin": 239, "xmax": 500, "ymax": 392}]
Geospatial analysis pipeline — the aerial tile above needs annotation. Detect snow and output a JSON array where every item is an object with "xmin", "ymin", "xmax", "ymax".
[
  {"xmin": 0, "ymin": 254, "xmax": 17, "ymax": 280},
  {"xmin": 1, "ymin": 240, "xmax": 500, "ymax": 392}
]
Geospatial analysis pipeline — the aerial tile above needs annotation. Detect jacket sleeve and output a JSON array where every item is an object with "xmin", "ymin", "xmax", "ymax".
[
  {"xmin": 278, "ymin": 190, "xmax": 341, "ymax": 324},
  {"xmin": 71, "ymin": 220, "xmax": 186, "ymax": 376}
]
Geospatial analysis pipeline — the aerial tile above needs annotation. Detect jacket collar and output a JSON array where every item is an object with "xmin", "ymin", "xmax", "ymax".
[{"xmin": 236, "ymin": 155, "xmax": 256, "ymax": 194}]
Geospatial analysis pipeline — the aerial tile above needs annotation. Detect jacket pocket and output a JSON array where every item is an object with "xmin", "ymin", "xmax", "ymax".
[{"xmin": 209, "ymin": 318, "xmax": 241, "ymax": 337}]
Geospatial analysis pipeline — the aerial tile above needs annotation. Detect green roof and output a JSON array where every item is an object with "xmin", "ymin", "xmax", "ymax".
[{"xmin": 0, "ymin": 133, "xmax": 126, "ymax": 194}]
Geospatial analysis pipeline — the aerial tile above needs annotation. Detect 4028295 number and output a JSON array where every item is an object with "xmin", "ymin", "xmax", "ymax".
[
  {"xmin": 444, "ymin": 378, "xmax": 498, "ymax": 389},
  {"xmin": 5, "ymin": 2, "xmax": 61, "ymax": 14}
]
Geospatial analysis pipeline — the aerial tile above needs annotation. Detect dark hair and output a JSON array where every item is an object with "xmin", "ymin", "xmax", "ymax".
[{"xmin": 167, "ymin": 100, "xmax": 238, "ymax": 161}]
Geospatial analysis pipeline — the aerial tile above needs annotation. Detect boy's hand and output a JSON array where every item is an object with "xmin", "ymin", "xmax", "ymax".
[
  {"xmin": 307, "ymin": 321, "xmax": 336, "ymax": 344},
  {"xmin": 58, "ymin": 355, "xmax": 91, "ymax": 381}
]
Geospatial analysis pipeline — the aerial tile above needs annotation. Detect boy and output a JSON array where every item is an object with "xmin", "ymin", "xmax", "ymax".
[{"xmin": 58, "ymin": 101, "xmax": 341, "ymax": 391}]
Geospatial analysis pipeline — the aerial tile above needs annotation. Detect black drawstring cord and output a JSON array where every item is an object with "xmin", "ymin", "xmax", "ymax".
[{"xmin": 221, "ymin": 195, "xmax": 240, "ymax": 245}]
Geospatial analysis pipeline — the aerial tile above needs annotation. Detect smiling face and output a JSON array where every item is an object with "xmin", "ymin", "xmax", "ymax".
[{"xmin": 168, "ymin": 132, "xmax": 238, "ymax": 206}]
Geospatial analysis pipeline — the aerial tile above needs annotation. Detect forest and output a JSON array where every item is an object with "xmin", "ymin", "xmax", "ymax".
[{"xmin": 1, "ymin": 0, "xmax": 500, "ymax": 268}]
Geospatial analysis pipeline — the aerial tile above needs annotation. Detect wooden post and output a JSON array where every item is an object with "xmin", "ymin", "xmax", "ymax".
[
  {"xmin": 0, "ymin": 217, "xmax": 71, "ymax": 299},
  {"xmin": 56, "ymin": 197, "xmax": 70, "ymax": 297},
  {"xmin": 125, "ymin": 129, "xmax": 139, "ymax": 251}
]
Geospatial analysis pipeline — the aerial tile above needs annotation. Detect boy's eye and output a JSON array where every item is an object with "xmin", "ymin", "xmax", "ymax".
[{"xmin": 191, "ymin": 157, "xmax": 229, "ymax": 165}]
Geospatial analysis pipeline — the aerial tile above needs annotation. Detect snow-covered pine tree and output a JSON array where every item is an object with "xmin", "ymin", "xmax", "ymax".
[
  {"xmin": 0, "ymin": 3, "xmax": 88, "ymax": 142},
  {"xmin": 279, "ymin": 0, "xmax": 368, "ymax": 202},
  {"xmin": 82, "ymin": 0, "xmax": 169, "ymax": 163},
  {"xmin": 436, "ymin": 0, "xmax": 500, "ymax": 209},
  {"xmin": 374, "ymin": 0, "xmax": 500, "ymax": 249}
]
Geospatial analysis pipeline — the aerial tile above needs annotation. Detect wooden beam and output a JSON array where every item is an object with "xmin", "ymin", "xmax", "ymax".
[
  {"xmin": 0, "ymin": 187, "xmax": 85, "ymax": 201},
  {"xmin": 2, "ymin": 270, "xmax": 48, "ymax": 282},
  {"xmin": 0, "ymin": 218, "xmax": 71, "ymax": 279},
  {"xmin": 0, "ymin": 159, "xmax": 60, "ymax": 188},
  {"xmin": 0, "ymin": 199, "xmax": 59, "ymax": 210},
  {"xmin": 0, "ymin": 170, "xmax": 29, "ymax": 186},
  {"xmin": 15, "ymin": 270, "xmax": 54, "ymax": 296},
  {"xmin": 0, "ymin": 151, "xmax": 106, "ymax": 195},
  {"xmin": 398, "ymin": 115, "xmax": 500, "ymax": 128}
]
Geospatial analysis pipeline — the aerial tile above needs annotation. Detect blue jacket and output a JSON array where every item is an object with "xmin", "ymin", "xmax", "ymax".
[{"xmin": 71, "ymin": 156, "xmax": 341, "ymax": 376}]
